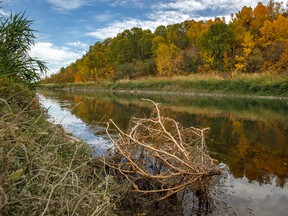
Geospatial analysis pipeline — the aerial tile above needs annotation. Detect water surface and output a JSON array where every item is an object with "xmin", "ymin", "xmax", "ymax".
[{"xmin": 39, "ymin": 90, "xmax": 288, "ymax": 216}]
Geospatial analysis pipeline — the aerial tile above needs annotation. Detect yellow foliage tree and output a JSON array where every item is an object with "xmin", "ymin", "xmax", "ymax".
[
  {"xmin": 278, "ymin": 42, "xmax": 288, "ymax": 68},
  {"xmin": 273, "ymin": 15, "xmax": 288, "ymax": 41},
  {"xmin": 259, "ymin": 15, "xmax": 288, "ymax": 47},
  {"xmin": 155, "ymin": 43, "xmax": 182, "ymax": 76},
  {"xmin": 235, "ymin": 6, "xmax": 253, "ymax": 31},
  {"xmin": 235, "ymin": 32, "xmax": 255, "ymax": 72},
  {"xmin": 186, "ymin": 20, "xmax": 205, "ymax": 45},
  {"xmin": 251, "ymin": 2, "xmax": 269, "ymax": 36}
]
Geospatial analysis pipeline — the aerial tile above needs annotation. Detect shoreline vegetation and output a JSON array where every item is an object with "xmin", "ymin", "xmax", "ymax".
[
  {"xmin": 0, "ymin": 81, "xmax": 121, "ymax": 215},
  {"xmin": 0, "ymin": 10, "xmax": 119, "ymax": 215},
  {"xmin": 41, "ymin": 73, "xmax": 288, "ymax": 99}
]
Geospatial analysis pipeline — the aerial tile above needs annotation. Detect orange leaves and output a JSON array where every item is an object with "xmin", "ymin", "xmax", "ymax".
[
  {"xmin": 273, "ymin": 15, "xmax": 288, "ymax": 41},
  {"xmin": 278, "ymin": 42, "xmax": 288, "ymax": 70},
  {"xmin": 251, "ymin": 2, "xmax": 269, "ymax": 33},
  {"xmin": 260, "ymin": 15, "xmax": 288, "ymax": 47}
]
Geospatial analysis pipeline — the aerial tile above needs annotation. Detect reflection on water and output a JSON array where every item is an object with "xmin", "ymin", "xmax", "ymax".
[
  {"xmin": 38, "ymin": 95, "xmax": 112, "ymax": 155},
  {"xmin": 38, "ymin": 90, "xmax": 288, "ymax": 216}
]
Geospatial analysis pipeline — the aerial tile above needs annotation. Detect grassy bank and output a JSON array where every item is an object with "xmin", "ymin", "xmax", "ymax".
[
  {"xmin": 0, "ymin": 80, "xmax": 121, "ymax": 215},
  {"xmin": 42, "ymin": 73, "xmax": 288, "ymax": 97}
]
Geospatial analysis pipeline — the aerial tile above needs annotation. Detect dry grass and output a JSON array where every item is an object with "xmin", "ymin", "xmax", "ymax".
[
  {"xmin": 0, "ymin": 81, "xmax": 121, "ymax": 215},
  {"xmin": 106, "ymin": 99, "xmax": 221, "ymax": 202}
]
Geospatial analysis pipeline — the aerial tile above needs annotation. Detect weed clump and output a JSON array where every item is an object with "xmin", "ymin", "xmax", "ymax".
[{"xmin": 0, "ymin": 82, "xmax": 120, "ymax": 215}]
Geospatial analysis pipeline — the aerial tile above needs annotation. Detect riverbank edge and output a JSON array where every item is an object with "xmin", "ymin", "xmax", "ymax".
[
  {"xmin": 41, "ymin": 74, "xmax": 288, "ymax": 99},
  {"xmin": 0, "ymin": 82, "xmax": 121, "ymax": 215},
  {"xmin": 42, "ymin": 87, "xmax": 288, "ymax": 101}
]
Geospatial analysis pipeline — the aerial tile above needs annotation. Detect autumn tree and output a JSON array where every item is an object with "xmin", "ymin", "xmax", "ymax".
[
  {"xmin": 235, "ymin": 6, "xmax": 253, "ymax": 31},
  {"xmin": 251, "ymin": 2, "xmax": 269, "ymax": 36},
  {"xmin": 186, "ymin": 20, "xmax": 206, "ymax": 45},
  {"xmin": 138, "ymin": 30, "xmax": 153, "ymax": 59},
  {"xmin": 235, "ymin": 32, "xmax": 255, "ymax": 72},
  {"xmin": 155, "ymin": 43, "xmax": 182, "ymax": 76},
  {"xmin": 151, "ymin": 35, "xmax": 167, "ymax": 55},
  {"xmin": 259, "ymin": 14, "xmax": 288, "ymax": 71},
  {"xmin": 110, "ymin": 37, "xmax": 135, "ymax": 64}
]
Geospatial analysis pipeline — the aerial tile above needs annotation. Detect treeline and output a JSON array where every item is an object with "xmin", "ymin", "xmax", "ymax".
[{"xmin": 44, "ymin": 1, "xmax": 288, "ymax": 83}]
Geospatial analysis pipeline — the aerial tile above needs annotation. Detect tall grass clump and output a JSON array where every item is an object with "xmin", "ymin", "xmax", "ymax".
[
  {"xmin": 0, "ymin": 11, "xmax": 48, "ymax": 85},
  {"xmin": 0, "ymin": 81, "xmax": 121, "ymax": 215}
]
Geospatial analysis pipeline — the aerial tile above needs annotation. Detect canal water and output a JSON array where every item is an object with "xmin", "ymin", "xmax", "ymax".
[{"xmin": 38, "ymin": 90, "xmax": 288, "ymax": 216}]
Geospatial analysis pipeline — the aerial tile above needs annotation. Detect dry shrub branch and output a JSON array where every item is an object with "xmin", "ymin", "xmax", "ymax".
[{"xmin": 106, "ymin": 99, "xmax": 221, "ymax": 201}]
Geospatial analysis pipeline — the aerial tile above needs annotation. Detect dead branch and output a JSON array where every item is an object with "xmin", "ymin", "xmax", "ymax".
[{"xmin": 106, "ymin": 99, "xmax": 221, "ymax": 200}]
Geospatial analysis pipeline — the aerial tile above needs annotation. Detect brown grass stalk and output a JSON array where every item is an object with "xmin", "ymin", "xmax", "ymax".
[{"xmin": 0, "ymin": 84, "xmax": 122, "ymax": 215}]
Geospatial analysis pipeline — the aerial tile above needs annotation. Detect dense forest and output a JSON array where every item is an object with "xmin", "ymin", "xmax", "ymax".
[{"xmin": 44, "ymin": 1, "xmax": 288, "ymax": 83}]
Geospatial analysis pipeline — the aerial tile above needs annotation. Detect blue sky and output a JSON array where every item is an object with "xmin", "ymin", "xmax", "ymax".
[{"xmin": 1, "ymin": 0, "xmax": 286, "ymax": 75}]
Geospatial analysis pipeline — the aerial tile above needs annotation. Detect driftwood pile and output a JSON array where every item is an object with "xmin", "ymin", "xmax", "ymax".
[{"xmin": 106, "ymin": 99, "xmax": 221, "ymax": 201}]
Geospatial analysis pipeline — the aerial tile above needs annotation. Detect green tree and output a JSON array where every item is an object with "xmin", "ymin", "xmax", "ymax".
[
  {"xmin": 166, "ymin": 22, "xmax": 189, "ymax": 49},
  {"xmin": 199, "ymin": 23, "xmax": 235, "ymax": 70},
  {"xmin": 154, "ymin": 25, "xmax": 167, "ymax": 38},
  {"xmin": 138, "ymin": 31, "xmax": 153, "ymax": 59},
  {"xmin": 110, "ymin": 37, "xmax": 135, "ymax": 64},
  {"xmin": 0, "ymin": 11, "xmax": 47, "ymax": 84}
]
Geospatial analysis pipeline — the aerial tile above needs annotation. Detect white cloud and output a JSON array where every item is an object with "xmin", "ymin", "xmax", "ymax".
[
  {"xmin": 86, "ymin": 9, "xmax": 197, "ymax": 40},
  {"xmin": 66, "ymin": 41, "xmax": 89, "ymax": 49},
  {"xmin": 86, "ymin": 18, "xmax": 163, "ymax": 40},
  {"xmin": 148, "ymin": 10, "xmax": 191, "ymax": 23},
  {"xmin": 104, "ymin": 0, "xmax": 144, "ymax": 8},
  {"xmin": 155, "ymin": 0, "xmax": 284, "ymax": 13},
  {"xmin": 86, "ymin": 0, "xmax": 286, "ymax": 41},
  {"xmin": 30, "ymin": 42, "xmax": 85, "ymax": 75},
  {"xmin": 86, "ymin": 9, "xmax": 203, "ymax": 40},
  {"xmin": 47, "ymin": 0, "xmax": 91, "ymax": 10},
  {"xmin": 155, "ymin": 0, "xmax": 204, "ymax": 12}
]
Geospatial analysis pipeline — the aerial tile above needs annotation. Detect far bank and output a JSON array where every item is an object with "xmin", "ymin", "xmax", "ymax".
[{"xmin": 41, "ymin": 73, "xmax": 288, "ymax": 98}]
